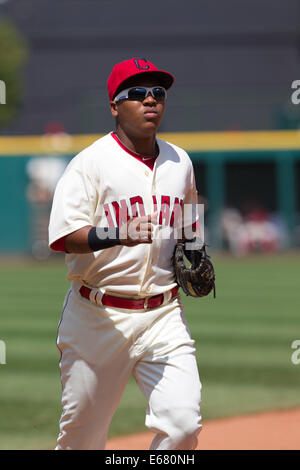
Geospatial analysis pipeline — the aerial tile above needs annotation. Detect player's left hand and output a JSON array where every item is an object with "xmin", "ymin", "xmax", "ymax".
[{"xmin": 173, "ymin": 238, "xmax": 216, "ymax": 298}]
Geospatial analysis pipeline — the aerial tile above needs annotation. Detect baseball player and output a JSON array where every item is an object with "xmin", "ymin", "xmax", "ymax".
[{"xmin": 48, "ymin": 58, "xmax": 211, "ymax": 450}]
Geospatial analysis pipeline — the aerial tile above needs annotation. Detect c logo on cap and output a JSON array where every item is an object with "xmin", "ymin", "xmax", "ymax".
[{"xmin": 134, "ymin": 58, "xmax": 149, "ymax": 70}]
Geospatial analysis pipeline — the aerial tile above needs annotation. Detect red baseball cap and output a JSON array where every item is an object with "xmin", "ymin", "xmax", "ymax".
[{"xmin": 107, "ymin": 58, "xmax": 174, "ymax": 101}]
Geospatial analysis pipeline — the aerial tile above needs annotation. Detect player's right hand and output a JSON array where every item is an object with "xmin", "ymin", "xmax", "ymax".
[{"xmin": 119, "ymin": 212, "xmax": 158, "ymax": 246}]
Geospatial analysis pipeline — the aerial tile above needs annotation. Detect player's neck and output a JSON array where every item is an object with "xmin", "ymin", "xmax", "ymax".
[{"xmin": 114, "ymin": 128, "xmax": 158, "ymax": 158}]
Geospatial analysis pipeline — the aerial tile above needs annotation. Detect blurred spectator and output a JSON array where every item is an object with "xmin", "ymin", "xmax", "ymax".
[
  {"xmin": 26, "ymin": 156, "xmax": 68, "ymax": 259},
  {"xmin": 221, "ymin": 205, "xmax": 283, "ymax": 255},
  {"xmin": 41, "ymin": 121, "xmax": 73, "ymax": 154},
  {"xmin": 268, "ymin": 212, "xmax": 290, "ymax": 250},
  {"xmin": 221, "ymin": 207, "xmax": 244, "ymax": 253},
  {"xmin": 26, "ymin": 156, "xmax": 67, "ymax": 203},
  {"xmin": 236, "ymin": 207, "xmax": 279, "ymax": 255}
]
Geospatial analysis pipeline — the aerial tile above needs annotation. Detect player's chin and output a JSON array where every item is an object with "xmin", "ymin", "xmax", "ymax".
[{"xmin": 142, "ymin": 115, "xmax": 162, "ymax": 131}]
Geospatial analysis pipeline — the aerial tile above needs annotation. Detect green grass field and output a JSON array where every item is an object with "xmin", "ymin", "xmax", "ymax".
[{"xmin": 1, "ymin": 253, "xmax": 300, "ymax": 450}]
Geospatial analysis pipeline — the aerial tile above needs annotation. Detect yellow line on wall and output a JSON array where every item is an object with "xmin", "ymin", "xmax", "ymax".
[
  {"xmin": 1, "ymin": 130, "xmax": 300, "ymax": 156},
  {"xmin": 162, "ymin": 130, "xmax": 300, "ymax": 152}
]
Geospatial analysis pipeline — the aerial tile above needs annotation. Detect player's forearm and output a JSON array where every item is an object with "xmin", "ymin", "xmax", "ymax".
[
  {"xmin": 65, "ymin": 215, "xmax": 155, "ymax": 253},
  {"xmin": 65, "ymin": 225, "xmax": 123, "ymax": 253},
  {"xmin": 65, "ymin": 226, "xmax": 94, "ymax": 253}
]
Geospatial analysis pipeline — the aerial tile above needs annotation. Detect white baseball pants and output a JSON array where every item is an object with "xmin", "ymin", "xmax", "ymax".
[{"xmin": 55, "ymin": 286, "xmax": 202, "ymax": 450}]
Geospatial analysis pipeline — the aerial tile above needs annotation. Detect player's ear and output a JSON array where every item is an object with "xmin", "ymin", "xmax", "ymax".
[{"xmin": 110, "ymin": 101, "xmax": 118, "ymax": 117}]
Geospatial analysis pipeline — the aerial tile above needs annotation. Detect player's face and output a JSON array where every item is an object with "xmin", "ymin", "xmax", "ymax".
[{"xmin": 110, "ymin": 76, "xmax": 166, "ymax": 137}]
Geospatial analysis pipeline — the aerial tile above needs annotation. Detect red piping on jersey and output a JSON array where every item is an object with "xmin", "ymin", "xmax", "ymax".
[
  {"xmin": 50, "ymin": 235, "xmax": 67, "ymax": 252},
  {"xmin": 111, "ymin": 132, "xmax": 158, "ymax": 171}
]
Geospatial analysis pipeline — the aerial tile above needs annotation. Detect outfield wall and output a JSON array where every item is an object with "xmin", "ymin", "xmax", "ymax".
[{"xmin": 0, "ymin": 130, "xmax": 299, "ymax": 254}]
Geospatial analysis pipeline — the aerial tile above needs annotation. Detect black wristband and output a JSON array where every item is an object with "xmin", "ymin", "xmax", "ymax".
[{"xmin": 88, "ymin": 227, "xmax": 121, "ymax": 251}]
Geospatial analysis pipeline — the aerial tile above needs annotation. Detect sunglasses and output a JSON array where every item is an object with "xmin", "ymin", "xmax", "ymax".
[{"xmin": 114, "ymin": 86, "xmax": 167, "ymax": 103}]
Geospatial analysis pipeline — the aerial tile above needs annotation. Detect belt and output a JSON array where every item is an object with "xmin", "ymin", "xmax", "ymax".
[{"xmin": 79, "ymin": 285, "xmax": 179, "ymax": 310}]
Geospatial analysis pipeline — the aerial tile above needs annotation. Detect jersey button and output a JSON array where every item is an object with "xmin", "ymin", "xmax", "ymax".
[
  {"xmin": 146, "ymin": 286, "xmax": 151, "ymax": 293},
  {"xmin": 145, "ymin": 170, "xmax": 149, "ymax": 176}
]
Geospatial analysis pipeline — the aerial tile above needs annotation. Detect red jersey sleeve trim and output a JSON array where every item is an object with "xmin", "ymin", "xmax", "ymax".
[{"xmin": 50, "ymin": 235, "xmax": 67, "ymax": 252}]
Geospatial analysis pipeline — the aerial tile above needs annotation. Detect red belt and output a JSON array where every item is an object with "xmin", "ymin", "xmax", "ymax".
[{"xmin": 79, "ymin": 285, "xmax": 179, "ymax": 310}]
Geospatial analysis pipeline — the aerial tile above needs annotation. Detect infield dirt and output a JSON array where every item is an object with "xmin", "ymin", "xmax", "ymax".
[{"xmin": 106, "ymin": 407, "xmax": 300, "ymax": 450}]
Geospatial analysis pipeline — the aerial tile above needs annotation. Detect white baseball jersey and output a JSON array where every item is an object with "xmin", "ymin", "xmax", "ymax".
[{"xmin": 48, "ymin": 131, "xmax": 198, "ymax": 298}]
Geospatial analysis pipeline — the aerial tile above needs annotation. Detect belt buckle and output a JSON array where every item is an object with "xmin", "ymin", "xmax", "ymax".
[{"xmin": 144, "ymin": 297, "xmax": 149, "ymax": 309}]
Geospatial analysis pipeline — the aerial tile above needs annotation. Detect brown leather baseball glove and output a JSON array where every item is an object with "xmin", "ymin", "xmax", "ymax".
[{"xmin": 173, "ymin": 238, "xmax": 216, "ymax": 298}]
